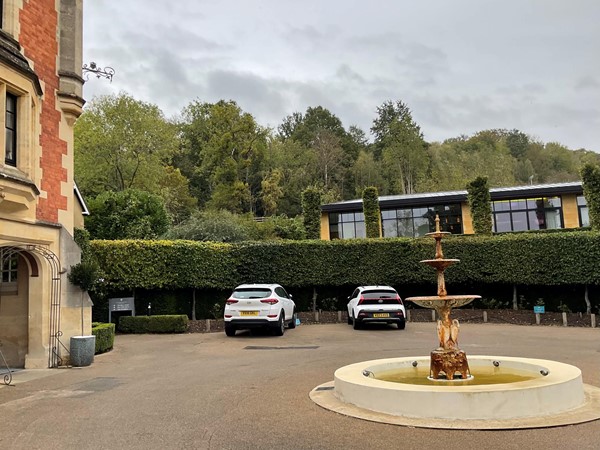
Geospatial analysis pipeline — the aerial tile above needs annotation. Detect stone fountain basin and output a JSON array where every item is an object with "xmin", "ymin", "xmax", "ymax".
[{"xmin": 333, "ymin": 356, "xmax": 585, "ymax": 420}]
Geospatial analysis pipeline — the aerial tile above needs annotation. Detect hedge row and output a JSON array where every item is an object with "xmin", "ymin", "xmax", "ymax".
[
  {"xmin": 91, "ymin": 231, "xmax": 600, "ymax": 291},
  {"xmin": 118, "ymin": 315, "xmax": 189, "ymax": 333},
  {"xmin": 91, "ymin": 322, "xmax": 115, "ymax": 354}
]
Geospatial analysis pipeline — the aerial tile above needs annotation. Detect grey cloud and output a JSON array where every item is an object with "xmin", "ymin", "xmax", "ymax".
[{"xmin": 575, "ymin": 76, "xmax": 600, "ymax": 91}]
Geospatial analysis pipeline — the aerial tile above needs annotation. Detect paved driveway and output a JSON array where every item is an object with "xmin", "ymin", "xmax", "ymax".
[{"xmin": 1, "ymin": 323, "xmax": 599, "ymax": 449}]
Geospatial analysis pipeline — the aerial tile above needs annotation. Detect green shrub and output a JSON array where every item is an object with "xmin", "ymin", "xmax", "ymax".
[
  {"xmin": 86, "ymin": 189, "xmax": 170, "ymax": 240},
  {"xmin": 466, "ymin": 176, "xmax": 492, "ymax": 234},
  {"xmin": 302, "ymin": 188, "xmax": 322, "ymax": 239},
  {"xmin": 162, "ymin": 210, "xmax": 250, "ymax": 242},
  {"xmin": 363, "ymin": 186, "xmax": 381, "ymax": 238},
  {"xmin": 581, "ymin": 163, "xmax": 600, "ymax": 231},
  {"xmin": 91, "ymin": 323, "xmax": 115, "ymax": 354},
  {"xmin": 118, "ymin": 315, "xmax": 188, "ymax": 333}
]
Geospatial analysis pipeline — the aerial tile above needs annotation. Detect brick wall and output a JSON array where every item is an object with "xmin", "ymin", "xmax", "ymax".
[{"xmin": 20, "ymin": 0, "xmax": 68, "ymax": 224}]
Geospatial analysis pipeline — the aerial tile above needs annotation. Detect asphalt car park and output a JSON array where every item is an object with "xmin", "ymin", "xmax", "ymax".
[{"xmin": 1, "ymin": 323, "xmax": 599, "ymax": 449}]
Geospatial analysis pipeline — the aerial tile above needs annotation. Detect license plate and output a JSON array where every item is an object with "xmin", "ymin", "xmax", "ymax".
[
  {"xmin": 372, "ymin": 313, "xmax": 389, "ymax": 318},
  {"xmin": 240, "ymin": 311, "xmax": 259, "ymax": 316}
]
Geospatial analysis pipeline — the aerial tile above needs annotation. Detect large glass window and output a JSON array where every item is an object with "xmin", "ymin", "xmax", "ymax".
[
  {"xmin": 5, "ymin": 92, "xmax": 17, "ymax": 166},
  {"xmin": 492, "ymin": 197, "xmax": 563, "ymax": 232},
  {"xmin": 577, "ymin": 195, "xmax": 589, "ymax": 227},
  {"xmin": 328, "ymin": 211, "xmax": 366, "ymax": 239},
  {"xmin": 381, "ymin": 204, "xmax": 463, "ymax": 238}
]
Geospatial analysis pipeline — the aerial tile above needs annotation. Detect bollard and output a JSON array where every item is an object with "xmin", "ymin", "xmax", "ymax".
[
  {"xmin": 562, "ymin": 312, "xmax": 568, "ymax": 327},
  {"xmin": 315, "ymin": 311, "xmax": 319, "ymax": 323},
  {"xmin": 406, "ymin": 309, "xmax": 411, "ymax": 322},
  {"xmin": 431, "ymin": 310, "xmax": 436, "ymax": 322},
  {"xmin": 535, "ymin": 313, "xmax": 541, "ymax": 325},
  {"xmin": 338, "ymin": 311, "xmax": 342, "ymax": 323},
  {"xmin": 483, "ymin": 311, "xmax": 488, "ymax": 323},
  {"xmin": 591, "ymin": 314, "xmax": 596, "ymax": 328},
  {"xmin": 206, "ymin": 319, "xmax": 211, "ymax": 332}
]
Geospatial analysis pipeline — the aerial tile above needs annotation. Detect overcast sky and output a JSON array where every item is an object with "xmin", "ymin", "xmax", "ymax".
[{"xmin": 83, "ymin": 0, "xmax": 600, "ymax": 151}]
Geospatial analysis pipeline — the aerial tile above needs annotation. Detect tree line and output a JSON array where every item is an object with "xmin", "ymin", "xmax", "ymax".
[{"xmin": 74, "ymin": 93, "xmax": 600, "ymax": 240}]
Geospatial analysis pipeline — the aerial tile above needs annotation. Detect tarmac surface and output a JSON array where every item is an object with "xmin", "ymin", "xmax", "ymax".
[{"xmin": 1, "ymin": 322, "xmax": 599, "ymax": 450}]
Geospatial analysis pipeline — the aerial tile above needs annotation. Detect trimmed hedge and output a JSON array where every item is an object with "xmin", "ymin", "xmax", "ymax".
[
  {"xmin": 118, "ymin": 315, "xmax": 189, "ymax": 334},
  {"xmin": 302, "ymin": 188, "xmax": 321, "ymax": 239},
  {"xmin": 91, "ymin": 231, "xmax": 600, "ymax": 291},
  {"xmin": 363, "ymin": 186, "xmax": 381, "ymax": 238},
  {"xmin": 466, "ymin": 177, "xmax": 492, "ymax": 234},
  {"xmin": 91, "ymin": 322, "xmax": 115, "ymax": 354}
]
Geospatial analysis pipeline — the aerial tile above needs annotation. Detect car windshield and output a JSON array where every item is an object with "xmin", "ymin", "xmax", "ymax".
[
  {"xmin": 232, "ymin": 288, "xmax": 272, "ymax": 299},
  {"xmin": 362, "ymin": 290, "xmax": 396, "ymax": 299}
]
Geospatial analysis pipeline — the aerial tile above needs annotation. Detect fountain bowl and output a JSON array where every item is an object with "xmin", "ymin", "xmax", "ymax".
[
  {"xmin": 310, "ymin": 355, "xmax": 600, "ymax": 429},
  {"xmin": 407, "ymin": 294, "xmax": 480, "ymax": 309}
]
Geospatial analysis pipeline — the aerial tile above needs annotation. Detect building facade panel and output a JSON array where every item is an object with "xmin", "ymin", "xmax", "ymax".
[{"xmin": 0, "ymin": 0, "xmax": 88, "ymax": 369}]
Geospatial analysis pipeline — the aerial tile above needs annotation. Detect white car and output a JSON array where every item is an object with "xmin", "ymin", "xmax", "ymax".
[
  {"xmin": 224, "ymin": 284, "xmax": 296, "ymax": 337},
  {"xmin": 347, "ymin": 286, "xmax": 406, "ymax": 330}
]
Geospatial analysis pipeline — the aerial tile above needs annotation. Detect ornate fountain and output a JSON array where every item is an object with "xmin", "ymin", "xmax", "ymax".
[
  {"xmin": 310, "ymin": 214, "xmax": 600, "ymax": 429},
  {"xmin": 406, "ymin": 215, "xmax": 480, "ymax": 380}
]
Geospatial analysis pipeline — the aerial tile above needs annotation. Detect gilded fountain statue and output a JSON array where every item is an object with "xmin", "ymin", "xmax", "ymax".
[{"xmin": 406, "ymin": 215, "xmax": 480, "ymax": 380}]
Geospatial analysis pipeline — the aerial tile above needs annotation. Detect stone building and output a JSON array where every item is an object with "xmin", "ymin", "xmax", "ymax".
[{"xmin": 0, "ymin": 0, "xmax": 90, "ymax": 369}]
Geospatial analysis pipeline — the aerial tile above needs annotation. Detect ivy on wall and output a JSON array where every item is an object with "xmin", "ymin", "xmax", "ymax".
[
  {"xmin": 362, "ymin": 186, "xmax": 381, "ymax": 238},
  {"xmin": 466, "ymin": 176, "xmax": 493, "ymax": 235}
]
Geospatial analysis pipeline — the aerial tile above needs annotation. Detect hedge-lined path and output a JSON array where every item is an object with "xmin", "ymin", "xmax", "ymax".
[{"xmin": 1, "ymin": 323, "xmax": 599, "ymax": 449}]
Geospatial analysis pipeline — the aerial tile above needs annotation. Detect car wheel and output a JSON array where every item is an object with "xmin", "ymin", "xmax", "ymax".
[
  {"xmin": 288, "ymin": 309, "xmax": 297, "ymax": 329},
  {"xmin": 397, "ymin": 320, "xmax": 406, "ymax": 330},
  {"xmin": 274, "ymin": 312, "xmax": 285, "ymax": 336},
  {"xmin": 225, "ymin": 325, "xmax": 236, "ymax": 337},
  {"xmin": 352, "ymin": 315, "xmax": 361, "ymax": 330}
]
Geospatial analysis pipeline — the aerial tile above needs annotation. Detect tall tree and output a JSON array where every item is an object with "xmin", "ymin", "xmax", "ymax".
[
  {"xmin": 372, "ymin": 100, "xmax": 428, "ymax": 195},
  {"xmin": 177, "ymin": 100, "xmax": 268, "ymax": 213},
  {"xmin": 85, "ymin": 189, "xmax": 170, "ymax": 240},
  {"xmin": 75, "ymin": 93, "xmax": 178, "ymax": 197}
]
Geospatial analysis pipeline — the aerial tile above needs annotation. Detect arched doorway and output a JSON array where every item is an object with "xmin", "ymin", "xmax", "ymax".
[{"xmin": 0, "ymin": 245, "xmax": 64, "ymax": 369}]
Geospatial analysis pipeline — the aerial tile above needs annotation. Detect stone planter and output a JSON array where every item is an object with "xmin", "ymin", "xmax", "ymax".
[{"xmin": 70, "ymin": 335, "xmax": 96, "ymax": 367}]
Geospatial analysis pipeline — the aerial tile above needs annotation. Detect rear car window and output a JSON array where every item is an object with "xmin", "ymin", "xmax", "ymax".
[
  {"xmin": 232, "ymin": 288, "xmax": 272, "ymax": 299},
  {"xmin": 362, "ymin": 290, "xmax": 397, "ymax": 299}
]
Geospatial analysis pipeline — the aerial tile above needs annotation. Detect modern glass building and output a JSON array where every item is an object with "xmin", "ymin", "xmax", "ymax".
[{"xmin": 321, "ymin": 182, "xmax": 587, "ymax": 240}]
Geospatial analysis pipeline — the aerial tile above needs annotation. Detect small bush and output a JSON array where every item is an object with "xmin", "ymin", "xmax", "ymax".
[
  {"xmin": 118, "ymin": 315, "xmax": 188, "ymax": 333},
  {"xmin": 92, "ymin": 322, "xmax": 115, "ymax": 354}
]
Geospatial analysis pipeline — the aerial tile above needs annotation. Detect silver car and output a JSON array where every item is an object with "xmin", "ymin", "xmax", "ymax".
[{"xmin": 224, "ymin": 284, "xmax": 296, "ymax": 337}]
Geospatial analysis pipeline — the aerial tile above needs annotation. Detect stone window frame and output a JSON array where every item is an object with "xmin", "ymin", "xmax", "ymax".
[
  {"xmin": 4, "ymin": 90, "xmax": 16, "ymax": 165},
  {"xmin": 0, "ymin": 250, "xmax": 18, "ymax": 295},
  {"xmin": 0, "ymin": 80, "xmax": 38, "ymax": 181}
]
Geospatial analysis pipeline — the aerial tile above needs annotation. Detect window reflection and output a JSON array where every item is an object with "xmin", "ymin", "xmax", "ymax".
[
  {"xmin": 492, "ymin": 196, "xmax": 563, "ymax": 232},
  {"xmin": 328, "ymin": 210, "xmax": 366, "ymax": 239},
  {"xmin": 381, "ymin": 204, "xmax": 463, "ymax": 238}
]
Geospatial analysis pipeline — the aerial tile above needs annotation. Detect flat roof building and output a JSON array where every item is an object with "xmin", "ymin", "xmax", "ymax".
[{"xmin": 321, "ymin": 181, "xmax": 587, "ymax": 240}]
